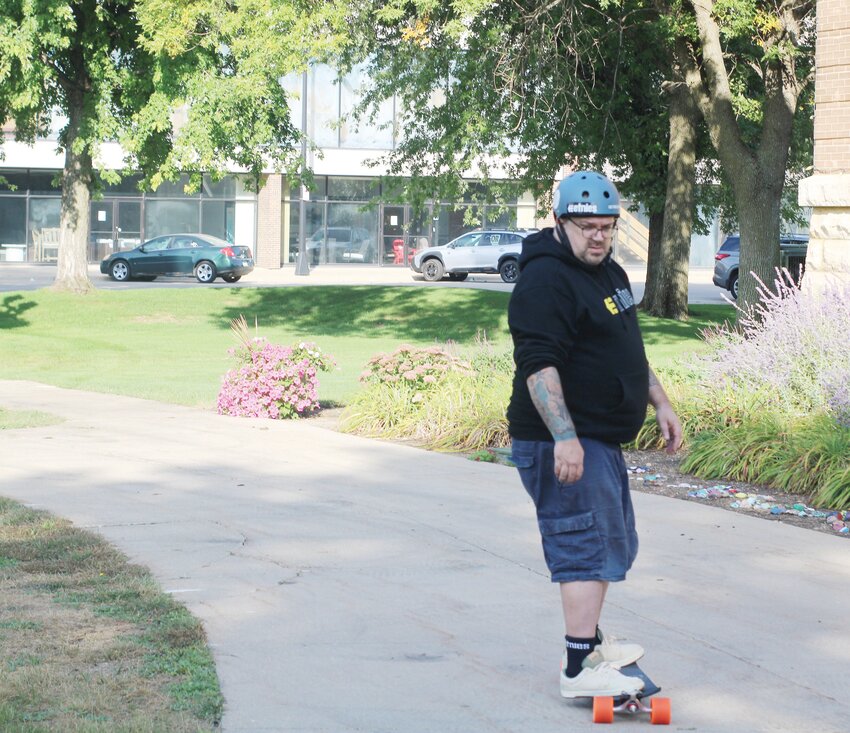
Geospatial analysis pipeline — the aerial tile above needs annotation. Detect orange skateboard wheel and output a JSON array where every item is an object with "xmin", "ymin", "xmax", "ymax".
[
  {"xmin": 650, "ymin": 696, "xmax": 672, "ymax": 725},
  {"xmin": 592, "ymin": 696, "xmax": 615, "ymax": 724}
]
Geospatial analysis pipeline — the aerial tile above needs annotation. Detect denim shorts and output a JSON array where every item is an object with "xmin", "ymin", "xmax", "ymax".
[{"xmin": 511, "ymin": 438, "xmax": 638, "ymax": 583}]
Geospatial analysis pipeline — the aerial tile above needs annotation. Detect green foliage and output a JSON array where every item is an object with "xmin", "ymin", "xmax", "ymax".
[
  {"xmin": 635, "ymin": 282, "xmax": 850, "ymax": 506},
  {"xmin": 0, "ymin": 285, "xmax": 520, "ymax": 406},
  {"xmin": 129, "ymin": 0, "xmax": 351, "ymax": 191},
  {"xmin": 681, "ymin": 414, "xmax": 850, "ymax": 508},
  {"xmin": 0, "ymin": 407, "xmax": 63, "ymax": 430},
  {"xmin": 341, "ymin": 358, "xmax": 513, "ymax": 452},
  {"xmin": 347, "ymin": 0, "xmax": 683, "ymax": 216},
  {"xmin": 0, "ymin": 0, "xmax": 351, "ymax": 289},
  {"xmin": 340, "ymin": 336, "xmax": 512, "ymax": 451}
]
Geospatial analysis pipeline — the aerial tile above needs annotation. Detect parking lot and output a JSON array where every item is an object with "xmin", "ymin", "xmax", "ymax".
[{"xmin": 0, "ymin": 263, "xmax": 728, "ymax": 304}]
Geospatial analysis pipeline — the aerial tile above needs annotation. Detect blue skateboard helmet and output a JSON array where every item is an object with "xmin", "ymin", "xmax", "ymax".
[{"xmin": 553, "ymin": 171, "xmax": 620, "ymax": 218}]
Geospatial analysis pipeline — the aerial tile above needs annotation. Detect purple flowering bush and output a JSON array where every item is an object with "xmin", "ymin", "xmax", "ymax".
[
  {"xmin": 694, "ymin": 275, "xmax": 850, "ymax": 417},
  {"xmin": 217, "ymin": 319, "xmax": 335, "ymax": 419},
  {"xmin": 643, "ymin": 275, "xmax": 850, "ymax": 506}
]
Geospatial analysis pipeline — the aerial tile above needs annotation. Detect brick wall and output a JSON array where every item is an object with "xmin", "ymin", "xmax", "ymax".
[
  {"xmin": 256, "ymin": 174, "xmax": 282, "ymax": 268},
  {"xmin": 799, "ymin": 0, "xmax": 850, "ymax": 291},
  {"xmin": 814, "ymin": 0, "xmax": 850, "ymax": 173}
]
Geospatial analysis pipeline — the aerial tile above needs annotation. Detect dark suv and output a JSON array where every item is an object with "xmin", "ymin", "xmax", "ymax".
[{"xmin": 713, "ymin": 234, "xmax": 809, "ymax": 299}]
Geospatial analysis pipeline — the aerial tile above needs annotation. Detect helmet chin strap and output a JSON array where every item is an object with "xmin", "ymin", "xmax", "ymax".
[{"xmin": 555, "ymin": 218, "xmax": 572, "ymax": 251}]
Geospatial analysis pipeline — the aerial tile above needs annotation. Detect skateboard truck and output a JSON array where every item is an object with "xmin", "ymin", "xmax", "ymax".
[
  {"xmin": 592, "ymin": 693, "xmax": 672, "ymax": 724},
  {"xmin": 588, "ymin": 661, "xmax": 671, "ymax": 724}
]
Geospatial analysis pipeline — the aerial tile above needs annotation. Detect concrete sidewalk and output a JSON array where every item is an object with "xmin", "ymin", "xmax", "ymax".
[{"xmin": 0, "ymin": 381, "xmax": 845, "ymax": 732}]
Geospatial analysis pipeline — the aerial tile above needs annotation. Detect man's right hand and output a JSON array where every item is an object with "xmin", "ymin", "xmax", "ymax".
[{"xmin": 554, "ymin": 438, "xmax": 584, "ymax": 484}]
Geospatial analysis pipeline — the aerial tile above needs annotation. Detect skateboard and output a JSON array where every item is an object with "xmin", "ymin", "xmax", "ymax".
[{"xmin": 589, "ymin": 662, "xmax": 671, "ymax": 725}]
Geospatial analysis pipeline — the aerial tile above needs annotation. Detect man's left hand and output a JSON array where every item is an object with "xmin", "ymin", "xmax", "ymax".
[{"xmin": 655, "ymin": 403, "xmax": 683, "ymax": 454}]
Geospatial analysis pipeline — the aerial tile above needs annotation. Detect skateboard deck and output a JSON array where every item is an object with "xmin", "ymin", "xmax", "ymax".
[{"xmin": 617, "ymin": 661, "xmax": 661, "ymax": 700}]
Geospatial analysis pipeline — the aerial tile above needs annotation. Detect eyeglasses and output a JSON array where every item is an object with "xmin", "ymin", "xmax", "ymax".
[{"xmin": 568, "ymin": 219, "xmax": 618, "ymax": 238}]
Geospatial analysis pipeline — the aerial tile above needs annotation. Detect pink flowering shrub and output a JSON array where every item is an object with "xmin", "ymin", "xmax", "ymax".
[
  {"xmin": 217, "ymin": 332, "xmax": 335, "ymax": 419},
  {"xmin": 359, "ymin": 344, "xmax": 473, "ymax": 392}
]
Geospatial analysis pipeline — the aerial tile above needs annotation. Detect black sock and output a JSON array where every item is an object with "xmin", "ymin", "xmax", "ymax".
[{"xmin": 564, "ymin": 634, "xmax": 596, "ymax": 678}]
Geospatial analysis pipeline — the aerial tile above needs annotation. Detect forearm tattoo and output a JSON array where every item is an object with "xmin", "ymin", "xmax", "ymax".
[
  {"xmin": 648, "ymin": 368, "xmax": 661, "ymax": 390},
  {"xmin": 527, "ymin": 368, "xmax": 577, "ymax": 441}
]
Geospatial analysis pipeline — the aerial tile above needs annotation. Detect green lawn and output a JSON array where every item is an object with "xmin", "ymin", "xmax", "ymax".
[{"xmin": 0, "ymin": 286, "xmax": 733, "ymax": 407}]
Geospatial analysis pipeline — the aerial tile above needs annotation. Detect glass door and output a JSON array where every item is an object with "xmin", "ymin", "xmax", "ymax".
[
  {"xmin": 117, "ymin": 201, "xmax": 142, "ymax": 251},
  {"xmin": 381, "ymin": 206, "xmax": 406, "ymax": 265},
  {"xmin": 408, "ymin": 207, "xmax": 431, "ymax": 263},
  {"xmin": 90, "ymin": 201, "xmax": 114, "ymax": 261},
  {"xmin": 89, "ymin": 199, "xmax": 142, "ymax": 261}
]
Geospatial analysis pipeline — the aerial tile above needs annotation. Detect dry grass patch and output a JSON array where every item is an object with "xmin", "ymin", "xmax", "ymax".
[{"xmin": 0, "ymin": 499, "xmax": 222, "ymax": 732}]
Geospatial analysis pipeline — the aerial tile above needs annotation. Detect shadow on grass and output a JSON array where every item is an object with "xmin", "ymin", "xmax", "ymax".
[
  {"xmin": 214, "ymin": 286, "xmax": 512, "ymax": 342},
  {"xmin": 0, "ymin": 294, "xmax": 37, "ymax": 330},
  {"xmin": 638, "ymin": 305, "xmax": 734, "ymax": 347}
]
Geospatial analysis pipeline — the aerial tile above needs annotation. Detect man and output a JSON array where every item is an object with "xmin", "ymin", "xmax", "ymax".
[{"xmin": 507, "ymin": 170, "xmax": 682, "ymax": 698}]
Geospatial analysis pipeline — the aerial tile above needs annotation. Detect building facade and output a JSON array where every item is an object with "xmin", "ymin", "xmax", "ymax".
[
  {"xmin": 2, "ymin": 62, "xmax": 761, "ymax": 272},
  {"xmin": 798, "ymin": 0, "xmax": 850, "ymax": 291}
]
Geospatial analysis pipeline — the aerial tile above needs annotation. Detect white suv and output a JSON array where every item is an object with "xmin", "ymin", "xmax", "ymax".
[{"xmin": 410, "ymin": 230, "xmax": 534, "ymax": 283}]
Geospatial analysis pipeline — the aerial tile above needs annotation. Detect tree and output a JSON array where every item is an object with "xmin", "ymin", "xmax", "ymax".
[
  {"xmin": 343, "ymin": 0, "xmax": 722, "ymax": 318},
  {"xmin": 344, "ymin": 0, "xmax": 813, "ymax": 317},
  {"xmin": 0, "ymin": 0, "xmax": 345, "ymax": 293},
  {"xmin": 679, "ymin": 0, "xmax": 815, "ymax": 310}
]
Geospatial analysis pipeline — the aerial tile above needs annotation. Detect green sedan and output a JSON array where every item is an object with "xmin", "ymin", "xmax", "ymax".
[{"xmin": 100, "ymin": 233, "xmax": 254, "ymax": 283}]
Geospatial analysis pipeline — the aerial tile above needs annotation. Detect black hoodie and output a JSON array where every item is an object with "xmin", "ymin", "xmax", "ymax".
[{"xmin": 507, "ymin": 227, "xmax": 649, "ymax": 444}]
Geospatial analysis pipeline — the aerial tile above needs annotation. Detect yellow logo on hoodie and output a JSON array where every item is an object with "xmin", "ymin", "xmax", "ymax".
[{"xmin": 604, "ymin": 288, "xmax": 635, "ymax": 316}]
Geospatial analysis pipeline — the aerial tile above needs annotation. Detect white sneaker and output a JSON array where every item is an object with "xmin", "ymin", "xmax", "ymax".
[
  {"xmin": 560, "ymin": 650, "xmax": 645, "ymax": 699},
  {"xmin": 595, "ymin": 629, "xmax": 644, "ymax": 668}
]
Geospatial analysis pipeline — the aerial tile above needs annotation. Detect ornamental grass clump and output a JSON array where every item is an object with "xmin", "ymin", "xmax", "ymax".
[
  {"xmin": 341, "ymin": 338, "xmax": 512, "ymax": 451},
  {"xmin": 217, "ymin": 316, "xmax": 335, "ymax": 419}
]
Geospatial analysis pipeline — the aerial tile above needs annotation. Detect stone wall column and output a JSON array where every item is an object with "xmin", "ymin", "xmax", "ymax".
[
  {"xmin": 798, "ymin": 0, "xmax": 850, "ymax": 292},
  {"xmin": 256, "ymin": 173, "xmax": 283, "ymax": 268}
]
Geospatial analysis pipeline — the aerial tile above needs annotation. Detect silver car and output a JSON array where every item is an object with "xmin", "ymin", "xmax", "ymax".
[
  {"xmin": 410, "ymin": 229, "xmax": 535, "ymax": 283},
  {"xmin": 713, "ymin": 234, "xmax": 808, "ymax": 298}
]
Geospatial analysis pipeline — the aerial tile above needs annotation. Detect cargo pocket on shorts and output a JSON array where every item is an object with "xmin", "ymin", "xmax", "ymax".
[{"xmin": 538, "ymin": 513, "xmax": 605, "ymax": 577}]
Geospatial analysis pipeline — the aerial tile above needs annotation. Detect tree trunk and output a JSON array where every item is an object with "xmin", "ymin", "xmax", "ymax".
[
  {"xmin": 641, "ymin": 75, "xmax": 698, "ymax": 319},
  {"xmin": 640, "ymin": 210, "xmax": 664, "ymax": 308},
  {"xmin": 683, "ymin": 0, "xmax": 805, "ymax": 314},
  {"xmin": 52, "ymin": 90, "xmax": 93, "ymax": 293},
  {"xmin": 735, "ymin": 185, "xmax": 782, "ymax": 307}
]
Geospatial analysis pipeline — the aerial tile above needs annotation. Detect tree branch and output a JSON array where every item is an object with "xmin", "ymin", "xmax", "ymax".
[{"xmin": 685, "ymin": 0, "xmax": 756, "ymax": 178}]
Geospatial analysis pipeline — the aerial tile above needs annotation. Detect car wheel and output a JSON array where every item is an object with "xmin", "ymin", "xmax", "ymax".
[
  {"xmin": 499, "ymin": 258, "xmax": 519, "ymax": 283},
  {"xmin": 109, "ymin": 260, "xmax": 130, "ymax": 282},
  {"xmin": 195, "ymin": 261, "xmax": 217, "ymax": 283},
  {"xmin": 448, "ymin": 272, "xmax": 469, "ymax": 281},
  {"xmin": 421, "ymin": 258, "xmax": 445, "ymax": 282},
  {"xmin": 222, "ymin": 274, "xmax": 242, "ymax": 283},
  {"xmin": 730, "ymin": 274, "xmax": 739, "ymax": 299}
]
